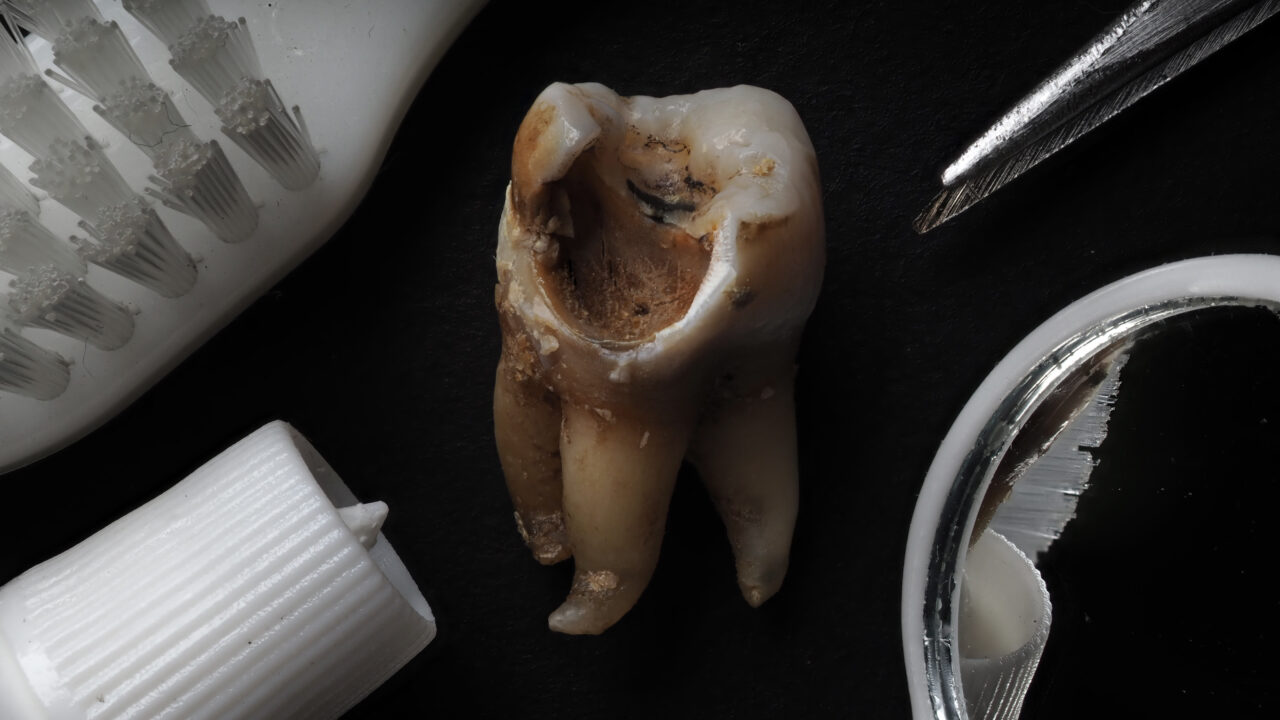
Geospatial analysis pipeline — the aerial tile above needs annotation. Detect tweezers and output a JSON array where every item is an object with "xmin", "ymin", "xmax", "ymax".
[{"xmin": 914, "ymin": 0, "xmax": 1280, "ymax": 234}]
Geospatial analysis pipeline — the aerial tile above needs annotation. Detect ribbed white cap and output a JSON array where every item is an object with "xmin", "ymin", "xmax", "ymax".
[
  {"xmin": 0, "ymin": 421, "xmax": 435, "ymax": 720},
  {"xmin": 958, "ymin": 529, "xmax": 1052, "ymax": 720}
]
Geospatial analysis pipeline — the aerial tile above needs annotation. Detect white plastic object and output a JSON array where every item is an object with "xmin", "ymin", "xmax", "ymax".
[
  {"xmin": 0, "ymin": 0, "xmax": 485, "ymax": 471},
  {"xmin": 903, "ymin": 254, "xmax": 1280, "ymax": 718},
  {"xmin": 0, "ymin": 420, "xmax": 435, "ymax": 720},
  {"xmin": 957, "ymin": 530, "xmax": 1051, "ymax": 720}
]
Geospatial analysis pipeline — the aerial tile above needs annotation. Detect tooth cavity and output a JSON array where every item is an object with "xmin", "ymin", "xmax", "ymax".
[
  {"xmin": 71, "ymin": 199, "xmax": 197, "ymax": 298},
  {"xmin": 7, "ymin": 264, "xmax": 134, "ymax": 350},
  {"xmin": 496, "ymin": 83, "xmax": 824, "ymax": 634},
  {"xmin": 123, "ymin": 0, "xmax": 213, "ymax": 47},
  {"xmin": 522, "ymin": 120, "xmax": 714, "ymax": 343},
  {"xmin": 0, "ymin": 318, "xmax": 70, "ymax": 400}
]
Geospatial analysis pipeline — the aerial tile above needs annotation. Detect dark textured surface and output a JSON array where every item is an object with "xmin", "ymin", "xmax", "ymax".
[
  {"xmin": 2, "ymin": 1, "xmax": 1279, "ymax": 716},
  {"xmin": 1030, "ymin": 307, "xmax": 1280, "ymax": 718}
]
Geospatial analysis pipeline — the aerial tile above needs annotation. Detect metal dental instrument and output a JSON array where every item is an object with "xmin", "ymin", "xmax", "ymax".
[{"xmin": 914, "ymin": 0, "xmax": 1280, "ymax": 234}]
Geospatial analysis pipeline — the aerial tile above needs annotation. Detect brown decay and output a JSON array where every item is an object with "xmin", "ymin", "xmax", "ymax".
[{"xmin": 536, "ymin": 127, "xmax": 717, "ymax": 343}]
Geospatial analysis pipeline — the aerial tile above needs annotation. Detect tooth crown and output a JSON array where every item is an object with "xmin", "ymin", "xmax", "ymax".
[{"xmin": 499, "ymin": 83, "xmax": 824, "ymax": 400}]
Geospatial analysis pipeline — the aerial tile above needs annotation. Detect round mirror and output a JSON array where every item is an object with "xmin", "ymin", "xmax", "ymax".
[{"xmin": 903, "ymin": 255, "xmax": 1280, "ymax": 719}]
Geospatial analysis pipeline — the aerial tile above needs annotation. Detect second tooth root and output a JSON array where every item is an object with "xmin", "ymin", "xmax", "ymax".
[{"xmin": 494, "ymin": 82, "xmax": 825, "ymax": 635}]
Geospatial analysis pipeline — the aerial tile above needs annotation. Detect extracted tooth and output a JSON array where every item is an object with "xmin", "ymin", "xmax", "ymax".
[{"xmin": 494, "ymin": 82, "xmax": 825, "ymax": 634}]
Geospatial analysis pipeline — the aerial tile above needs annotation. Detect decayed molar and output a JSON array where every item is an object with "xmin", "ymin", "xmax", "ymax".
[{"xmin": 494, "ymin": 82, "xmax": 824, "ymax": 634}]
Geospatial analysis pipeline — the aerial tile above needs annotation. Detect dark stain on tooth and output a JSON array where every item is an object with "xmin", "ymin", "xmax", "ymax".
[
  {"xmin": 626, "ymin": 179, "xmax": 696, "ymax": 215},
  {"xmin": 643, "ymin": 136, "xmax": 688, "ymax": 154},
  {"xmin": 727, "ymin": 286, "xmax": 756, "ymax": 308},
  {"xmin": 683, "ymin": 173, "xmax": 714, "ymax": 194}
]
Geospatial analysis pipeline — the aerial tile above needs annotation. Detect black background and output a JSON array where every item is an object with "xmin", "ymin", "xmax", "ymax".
[{"xmin": 3, "ymin": 1, "xmax": 1279, "ymax": 717}]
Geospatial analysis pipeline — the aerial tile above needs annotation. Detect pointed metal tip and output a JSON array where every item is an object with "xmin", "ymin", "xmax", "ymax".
[
  {"xmin": 913, "ymin": 0, "xmax": 1280, "ymax": 236},
  {"xmin": 913, "ymin": 181, "xmax": 985, "ymax": 235}
]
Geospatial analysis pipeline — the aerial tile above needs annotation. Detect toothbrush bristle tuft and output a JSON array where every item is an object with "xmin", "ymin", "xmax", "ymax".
[
  {"xmin": 7, "ymin": 263, "xmax": 134, "ymax": 350},
  {"xmin": 29, "ymin": 137, "xmax": 135, "ymax": 219},
  {"xmin": 52, "ymin": 18, "xmax": 150, "ymax": 101},
  {"xmin": 0, "ymin": 73, "xmax": 89, "ymax": 158},
  {"xmin": 4, "ymin": 0, "xmax": 104, "ymax": 40},
  {"xmin": 148, "ymin": 138, "xmax": 258, "ymax": 242},
  {"xmin": 0, "ymin": 162, "xmax": 39, "ymax": 216},
  {"xmin": 0, "ymin": 0, "xmax": 326, "ymax": 402},
  {"xmin": 74, "ymin": 198, "xmax": 196, "ymax": 297},
  {"xmin": 122, "ymin": 0, "xmax": 213, "ymax": 47},
  {"xmin": 0, "ymin": 208, "xmax": 85, "ymax": 275},
  {"xmin": 217, "ymin": 78, "xmax": 319, "ymax": 190},
  {"xmin": 95, "ymin": 77, "xmax": 197, "ymax": 154},
  {"xmin": 0, "ymin": 322, "xmax": 70, "ymax": 400},
  {"xmin": 170, "ymin": 15, "xmax": 261, "ymax": 103}
]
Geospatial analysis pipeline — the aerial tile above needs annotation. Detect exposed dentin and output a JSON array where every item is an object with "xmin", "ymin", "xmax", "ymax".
[
  {"xmin": 495, "ymin": 83, "xmax": 824, "ymax": 634},
  {"xmin": 536, "ymin": 134, "xmax": 713, "ymax": 343}
]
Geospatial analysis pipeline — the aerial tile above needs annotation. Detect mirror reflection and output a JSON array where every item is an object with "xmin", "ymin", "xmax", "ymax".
[{"xmin": 965, "ymin": 305, "xmax": 1280, "ymax": 718}]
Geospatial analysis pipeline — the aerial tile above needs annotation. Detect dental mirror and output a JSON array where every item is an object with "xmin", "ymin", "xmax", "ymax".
[{"xmin": 902, "ymin": 255, "xmax": 1280, "ymax": 719}]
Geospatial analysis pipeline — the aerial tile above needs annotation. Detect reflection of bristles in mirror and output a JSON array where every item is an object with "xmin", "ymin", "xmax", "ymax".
[{"xmin": 976, "ymin": 340, "xmax": 1131, "ymax": 559}]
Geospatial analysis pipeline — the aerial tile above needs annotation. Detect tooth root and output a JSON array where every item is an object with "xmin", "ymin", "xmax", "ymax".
[
  {"xmin": 493, "ymin": 355, "xmax": 570, "ymax": 565},
  {"xmin": 692, "ymin": 377, "xmax": 800, "ymax": 608},
  {"xmin": 550, "ymin": 401, "xmax": 694, "ymax": 635}
]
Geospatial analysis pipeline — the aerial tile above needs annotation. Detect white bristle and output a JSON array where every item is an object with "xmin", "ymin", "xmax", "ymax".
[
  {"xmin": 147, "ymin": 138, "xmax": 257, "ymax": 242},
  {"xmin": 51, "ymin": 18, "xmax": 151, "ymax": 101},
  {"xmin": 218, "ymin": 78, "xmax": 319, "ymax": 190},
  {"xmin": 6, "ymin": 264, "xmax": 133, "ymax": 350},
  {"xmin": 4, "ymin": 0, "xmax": 104, "ymax": 40},
  {"xmin": 94, "ymin": 77, "xmax": 198, "ymax": 156},
  {"xmin": 0, "ymin": 162, "xmax": 39, "ymax": 216},
  {"xmin": 170, "ymin": 15, "xmax": 262, "ymax": 104},
  {"xmin": 0, "ymin": 318, "xmax": 69, "ymax": 400},
  {"xmin": 0, "ymin": 18, "xmax": 40, "ymax": 84},
  {"xmin": 0, "ymin": 208, "xmax": 85, "ymax": 275},
  {"xmin": 0, "ymin": 73, "xmax": 91, "ymax": 159},
  {"xmin": 72, "ymin": 197, "xmax": 196, "ymax": 297},
  {"xmin": 122, "ymin": 0, "xmax": 213, "ymax": 47},
  {"xmin": 29, "ymin": 137, "xmax": 136, "ymax": 219},
  {"xmin": 990, "ymin": 353, "xmax": 1130, "ymax": 560}
]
